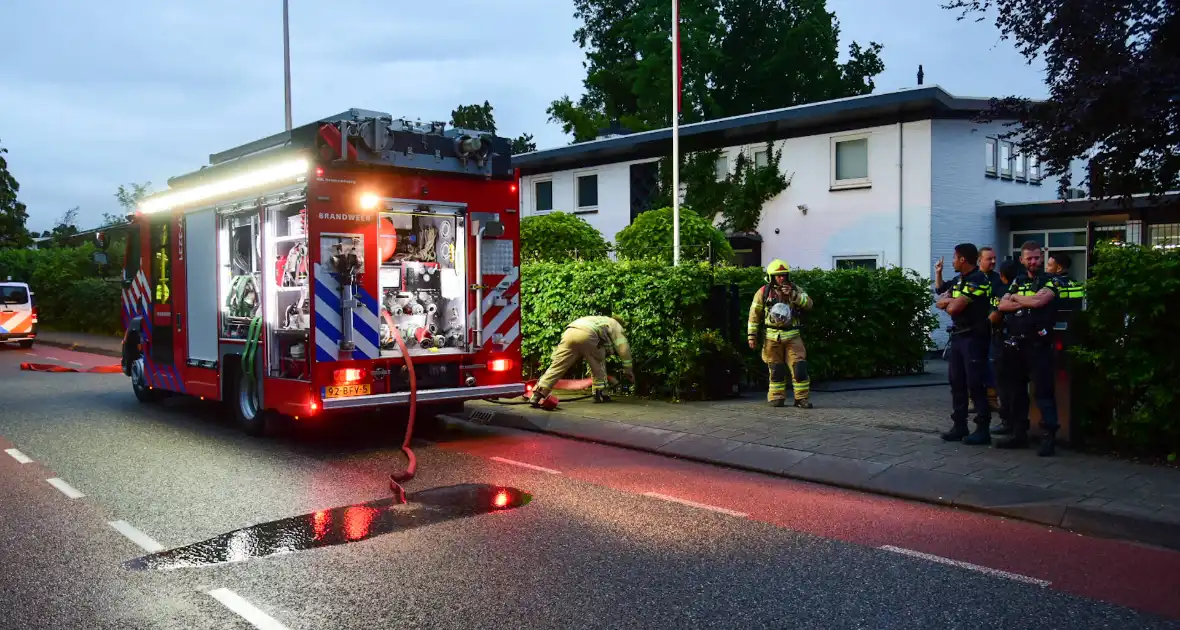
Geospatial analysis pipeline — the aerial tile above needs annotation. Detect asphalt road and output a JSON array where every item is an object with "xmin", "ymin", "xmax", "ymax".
[{"xmin": 3, "ymin": 343, "xmax": 1180, "ymax": 629}]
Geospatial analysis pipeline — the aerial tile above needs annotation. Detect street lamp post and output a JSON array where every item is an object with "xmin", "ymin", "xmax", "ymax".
[{"xmin": 283, "ymin": 0, "xmax": 293, "ymax": 132}]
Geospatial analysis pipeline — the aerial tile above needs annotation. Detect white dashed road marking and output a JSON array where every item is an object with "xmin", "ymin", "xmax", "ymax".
[
  {"xmin": 642, "ymin": 492, "xmax": 749, "ymax": 518},
  {"xmin": 68, "ymin": 361, "xmax": 83, "ymax": 367},
  {"xmin": 46, "ymin": 477, "xmax": 85, "ymax": 499},
  {"xmin": 207, "ymin": 588, "xmax": 291, "ymax": 630},
  {"xmin": 5, "ymin": 448, "xmax": 32, "ymax": 464},
  {"xmin": 108, "ymin": 520, "xmax": 164, "ymax": 553},
  {"xmin": 880, "ymin": 545, "xmax": 1051, "ymax": 586},
  {"xmin": 489, "ymin": 456, "xmax": 562, "ymax": 474}
]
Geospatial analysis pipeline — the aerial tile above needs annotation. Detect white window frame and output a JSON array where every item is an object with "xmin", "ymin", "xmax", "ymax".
[
  {"xmin": 1010, "ymin": 228, "xmax": 1088, "ymax": 259},
  {"xmin": 998, "ymin": 141, "xmax": 1014, "ymax": 179},
  {"xmin": 830, "ymin": 133, "xmax": 871, "ymax": 190},
  {"xmin": 715, "ymin": 154, "xmax": 729, "ymax": 181},
  {"xmin": 573, "ymin": 169, "xmax": 599, "ymax": 214},
  {"xmin": 753, "ymin": 147, "xmax": 770, "ymax": 169},
  {"xmin": 985, "ymin": 137, "xmax": 998, "ymax": 176},
  {"xmin": 532, "ymin": 177, "xmax": 554, "ymax": 214},
  {"xmin": 832, "ymin": 254, "xmax": 882, "ymax": 270}
]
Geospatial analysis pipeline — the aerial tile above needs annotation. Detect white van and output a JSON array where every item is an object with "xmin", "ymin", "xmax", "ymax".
[{"xmin": 0, "ymin": 280, "xmax": 37, "ymax": 348}]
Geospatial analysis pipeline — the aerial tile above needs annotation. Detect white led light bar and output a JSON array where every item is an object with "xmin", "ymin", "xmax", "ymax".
[{"xmin": 138, "ymin": 157, "xmax": 310, "ymax": 215}]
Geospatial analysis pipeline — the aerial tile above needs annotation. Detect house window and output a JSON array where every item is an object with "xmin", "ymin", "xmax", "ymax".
[
  {"xmin": 534, "ymin": 180, "xmax": 553, "ymax": 212},
  {"xmin": 998, "ymin": 141, "xmax": 1013, "ymax": 178},
  {"xmin": 715, "ymin": 155, "xmax": 728, "ymax": 181},
  {"xmin": 754, "ymin": 149, "xmax": 769, "ymax": 169},
  {"xmin": 833, "ymin": 256, "xmax": 879, "ymax": 270},
  {"xmin": 576, "ymin": 173, "xmax": 598, "ymax": 211},
  {"xmin": 831, "ymin": 134, "xmax": 870, "ymax": 189},
  {"xmin": 1149, "ymin": 223, "xmax": 1180, "ymax": 249},
  {"xmin": 1028, "ymin": 155, "xmax": 1041, "ymax": 182},
  {"xmin": 1014, "ymin": 151, "xmax": 1027, "ymax": 181},
  {"xmin": 1048, "ymin": 230, "xmax": 1087, "ymax": 248},
  {"xmin": 985, "ymin": 138, "xmax": 997, "ymax": 176}
]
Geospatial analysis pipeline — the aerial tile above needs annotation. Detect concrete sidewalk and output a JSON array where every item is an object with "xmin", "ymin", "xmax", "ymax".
[
  {"xmin": 460, "ymin": 367, "xmax": 1180, "ymax": 552},
  {"xmin": 34, "ymin": 331, "xmax": 123, "ymax": 358}
]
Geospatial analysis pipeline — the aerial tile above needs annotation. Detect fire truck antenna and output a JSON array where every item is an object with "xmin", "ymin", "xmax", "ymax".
[{"xmin": 283, "ymin": 0, "xmax": 293, "ymax": 131}]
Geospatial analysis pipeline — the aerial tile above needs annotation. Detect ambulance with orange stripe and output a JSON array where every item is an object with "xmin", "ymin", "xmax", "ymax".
[
  {"xmin": 118, "ymin": 109, "xmax": 526, "ymax": 435},
  {"xmin": 0, "ymin": 280, "xmax": 37, "ymax": 348}
]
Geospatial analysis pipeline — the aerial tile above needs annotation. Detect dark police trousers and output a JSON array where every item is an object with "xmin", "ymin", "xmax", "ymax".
[
  {"xmin": 1004, "ymin": 338, "xmax": 1059, "ymax": 435},
  {"xmin": 948, "ymin": 331, "xmax": 991, "ymax": 426},
  {"xmin": 991, "ymin": 336, "xmax": 1011, "ymax": 424}
]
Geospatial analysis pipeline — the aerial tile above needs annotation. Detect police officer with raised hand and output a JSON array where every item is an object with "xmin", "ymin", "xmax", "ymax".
[
  {"xmin": 936, "ymin": 243, "xmax": 993, "ymax": 446},
  {"xmin": 996, "ymin": 241, "xmax": 1063, "ymax": 456}
]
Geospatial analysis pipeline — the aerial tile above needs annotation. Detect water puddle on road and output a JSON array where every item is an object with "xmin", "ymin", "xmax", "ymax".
[{"xmin": 123, "ymin": 484, "xmax": 531, "ymax": 571}]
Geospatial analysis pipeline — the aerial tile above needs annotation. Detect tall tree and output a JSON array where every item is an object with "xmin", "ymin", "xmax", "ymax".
[
  {"xmin": 548, "ymin": 0, "xmax": 885, "ymax": 140},
  {"xmin": 944, "ymin": 0, "xmax": 1180, "ymax": 200},
  {"xmin": 0, "ymin": 141, "xmax": 31, "ymax": 249},
  {"xmin": 108, "ymin": 181, "xmax": 152, "ymax": 225},
  {"xmin": 547, "ymin": 0, "xmax": 883, "ymax": 232},
  {"xmin": 450, "ymin": 102, "xmax": 537, "ymax": 155},
  {"xmin": 49, "ymin": 206, "xmax": 80, "ymax": 247}
]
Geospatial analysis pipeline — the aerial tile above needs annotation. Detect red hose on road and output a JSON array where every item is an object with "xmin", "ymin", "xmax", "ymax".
[
  {"xmin": 20, "ymin": 362, "xmax": 123, "ymax": 374},
  {"xmin": 384, "ymin": 317, "xmax": 418, "ymax": 494}
]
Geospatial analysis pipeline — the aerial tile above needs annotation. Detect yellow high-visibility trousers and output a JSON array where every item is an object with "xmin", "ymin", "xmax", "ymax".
[
  {"xmin": 534, "ymin": 327, "xmax": 607, "ymax": 397},
  {"xmin": 762, "ymin": 336, "xmax": 810, "ymax": 402}
]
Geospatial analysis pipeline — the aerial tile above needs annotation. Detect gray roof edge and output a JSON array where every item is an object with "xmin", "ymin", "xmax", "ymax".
[{"xmin": 513, "ymin": 86, "xmax": 1004, "ymax": 167}]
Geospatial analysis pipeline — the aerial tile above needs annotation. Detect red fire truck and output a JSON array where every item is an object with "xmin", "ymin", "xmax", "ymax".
[{"xmin": 119, "ymin": 109, "xmax": 525, "ymax": 436}]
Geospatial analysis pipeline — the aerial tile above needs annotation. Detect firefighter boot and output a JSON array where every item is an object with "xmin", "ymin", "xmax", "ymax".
[
  {"xmin": 793, "ymin": 397, "xmax": 813, "ymax": 409},
  {"xmin": 770, "ymin": 399, "xmax": 785, "ymax": 408},
  {"xmin": 1038, "ymin": 430, "xmax": 1057, "ymax": 457},
  {"xmin": 594, "ymin": 390, "xmax": 612, "ymax": 404},
  {"xmin": 941, "ymin": 420, "xmax": 970, "ymax": 442},
  {"xmin": 962, "ymin": 423, "xmax": 992, "ymax": 446}
]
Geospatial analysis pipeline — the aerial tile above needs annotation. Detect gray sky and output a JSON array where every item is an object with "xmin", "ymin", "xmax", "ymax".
[{"xmin": 0, "ymin": 0, "xmax": 1045, "ymax": 233}]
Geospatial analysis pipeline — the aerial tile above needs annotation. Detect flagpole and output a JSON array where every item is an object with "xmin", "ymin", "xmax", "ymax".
[
  {"xmin": 283, "ymin": 0, "xmax": 293, "ymax": 132},
  {"xmin": 671, "ymin": 0, "xmax": 681, "ymax": 266}
]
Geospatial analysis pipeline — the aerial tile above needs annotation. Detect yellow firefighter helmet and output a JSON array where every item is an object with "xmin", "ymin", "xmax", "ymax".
[{"xmin": 766, "ymin": 259, "xmax": 791, "ymax": 277}]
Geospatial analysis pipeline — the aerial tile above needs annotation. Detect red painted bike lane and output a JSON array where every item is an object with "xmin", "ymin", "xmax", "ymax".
[{"xmin": 440, "ymin": 429, "xmax": 1180, "ymax": 620}]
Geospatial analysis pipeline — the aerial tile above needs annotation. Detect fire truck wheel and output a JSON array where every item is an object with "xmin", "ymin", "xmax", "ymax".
[
  {"xmin": 130, "ymin": 357, "xmax": 162, "ymax": 403},
  {"xmin": 234, "ymin": 370, "xmax": 275, "ymax": 437},
  {"xmin": 18, "ymin": 339, "xmax": 33, "ymax": 349}
]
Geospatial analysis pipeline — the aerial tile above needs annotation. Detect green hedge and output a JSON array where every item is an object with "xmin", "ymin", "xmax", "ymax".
[
  {"xmin": 1071, "ymin": 243, "xmax": 1180, "ymax": 456},
  {"xmin": 0, "ymin": 244, "xmax": 123, "ymax": 334},
  {"xmin": 520, "ymin": 260, "xmax": 936, "ymax": 399}
]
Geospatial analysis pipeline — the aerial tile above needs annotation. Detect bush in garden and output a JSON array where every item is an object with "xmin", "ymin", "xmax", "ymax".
[
  {"xmin": 0, "ymin": 243, "xmax": 122, "ymax": 334},
  {"xmin": 614, "ymin": 206, "xmax": 733, "ymax": 264},
  {"xmin": 520, "ymin": 211, "xmax": 609, "ymax": 262},
  {"xmin": 520, "ymin": 259, "xmax": 936, "ymax": 400},
  {"xmin": 1071, "ymin": 243, "xmax": 1180, "ymax": 457}
]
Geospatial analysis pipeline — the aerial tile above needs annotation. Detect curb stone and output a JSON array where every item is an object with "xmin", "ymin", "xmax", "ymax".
[
  {"xmin": 454, "ymin": 404, "xmax": 1180, "ymax": 553},
  {"xmin": 34, "ymin": 337, "xmax": 123, "ymax": 359}
]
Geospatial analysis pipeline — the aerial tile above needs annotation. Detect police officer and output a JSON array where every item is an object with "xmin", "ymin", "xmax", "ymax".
[
  {"xmin": 989, "ymin": 260, "xmax": 1021, "ymax": 437},
  {"xmin": 1046, "ymin": 251, "xmax": 1087, "ymax": 312},
  {"xmin": 937, "ymin": 243, "xmax": 993, "ymax": 445},
  {"xmin": 995, "ymin": 241, "xmax": 1063, "ymax": 456}
]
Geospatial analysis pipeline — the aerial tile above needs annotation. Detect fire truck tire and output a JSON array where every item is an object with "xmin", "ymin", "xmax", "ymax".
[
  {"xmin": 18, "ymin": 339, "xmax": 33, "ymax": 349},
  {"xmin": 130, "ymin": 356, "xmax": 163, "ymax": 403},
  {"xmin": 234, "ymin": 370, "xmax": 275, "ymax": 437}
]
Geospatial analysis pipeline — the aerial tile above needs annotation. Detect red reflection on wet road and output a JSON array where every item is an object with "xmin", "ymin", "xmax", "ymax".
[{"xmin": 441, "ymin": 430, "xmax": 1180, "ymax": 620}]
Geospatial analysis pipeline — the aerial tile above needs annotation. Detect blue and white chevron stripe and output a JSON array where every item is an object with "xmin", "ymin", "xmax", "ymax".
[{"xmin": 312, "ymin": 262, "xmax": 381, "ymax": 362}]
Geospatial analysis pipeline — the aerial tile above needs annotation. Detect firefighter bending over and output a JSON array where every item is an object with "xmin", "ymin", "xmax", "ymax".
[
  {"xmin": 749, "ymin": 259, "xmax": 814, "ymax": 408},
  {"xmin": 529, "ymin": 315, "xmax": 635, "ymax": 407}
]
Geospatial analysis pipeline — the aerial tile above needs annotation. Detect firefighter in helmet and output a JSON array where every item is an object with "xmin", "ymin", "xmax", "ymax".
[
  {"xmin": 748, "ymin": 259, "xmax": 814, "ymax": 408},
  {"xmin": 529, "ymin": 314, "xmax": 635, "ymax": 407}
]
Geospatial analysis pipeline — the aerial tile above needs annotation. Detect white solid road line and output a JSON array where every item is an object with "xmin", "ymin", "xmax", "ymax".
[
  {"xmin": 880, "ymin": 545, "xmax": 1051, "ymax": 587},
  {"xmin": 207, "ymin": 588, "xmax": 291, "ymax": 630},
  {"xmin": 68, "ymin": 361, "xmax": 83, "ymax": 366},
  {"xmin": 490, "ymin": 456, "xmax": 562, "ymax": 474},
  {"xmin": 5, "ymin": 448, "xmax": 33, "ymax": 464},
  {"xmin": 108, "ymin": 520, "xmax": 164, "ymax": 553},
  {"xmin": 642, "ymin": 492, "xmax": 749, "ymax": 518},
  {"xmin": 46, "ymin": 477, "xmax": 85, "ymax": 499}
]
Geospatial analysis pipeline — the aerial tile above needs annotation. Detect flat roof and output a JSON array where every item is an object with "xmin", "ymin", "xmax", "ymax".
[
  {"xmin": 995, "ymin": 191, "xmax": 1180, "ymax": 218},
  {"xmin": 514, "ymin": 85, "xmax": 999, "ymax": 175}
]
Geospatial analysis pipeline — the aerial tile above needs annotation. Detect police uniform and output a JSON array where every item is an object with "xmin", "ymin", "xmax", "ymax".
[
  {"xmin": 997, "ymin": 271, "xmax": 1064, "ymax": 455},
  {"xmin": 940, "ymin": 267, "xmax": 993, "ymax": 444},
  {"xmin": 748, "ymin": 259, "xmax": 814, "ymax": 408},
  {"xmin": 531, "ymin": 315, "xmax": 633, "ymax": 405},
  {"xmin": 989, "ymin": 276, "xmax": 1016, "ymax": 435}
]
